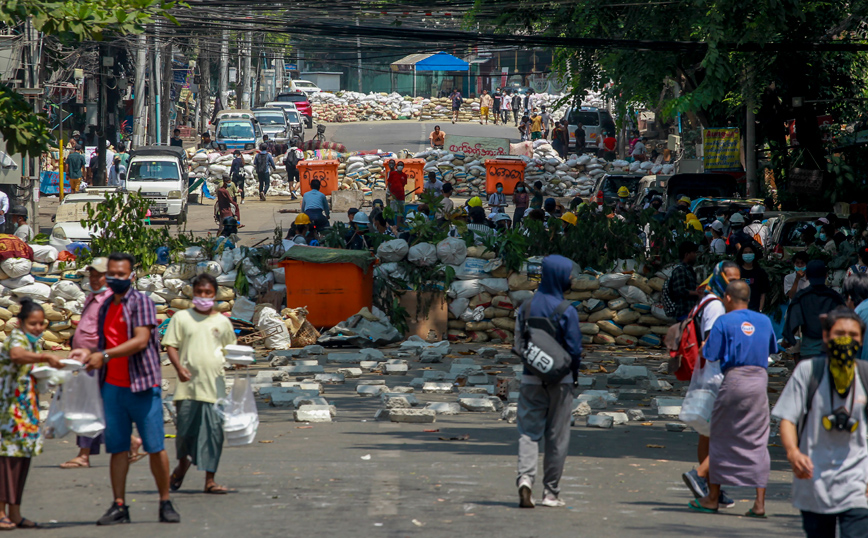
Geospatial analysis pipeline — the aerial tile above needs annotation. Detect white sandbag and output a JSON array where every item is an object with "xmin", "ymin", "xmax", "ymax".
[
  {"xmin": 50, "ymin": 281, "xmax": 85, "ymax": 302},
  {"xmin": 218, "ymin": 249, "xmax": 240, "ymax": 273},
  {"xmin": 448, "ymin": 279, "xmax": 482, "ymax": 299},
  {"xmin": 407, "ymin": 243, "xmax": 438, "ymax": 267},
  {"xmin": 479, "ymin": 278, "xmax": 509, "ymax": 295},
  {"xmin": 217, "ymin": 270, "xmax": 237, "ymax": 286},
  {"xmin": 652, "ymin": 304, "xmax": 675, "ymax": 323},
  {"xmin": 0, "ymin": 258, "xmax": 31, "ymax": 279},
  {"xmin": 450, "ymin": 257, "xmax": 491, "ymax": 280},
  {"xmin": 508, "ymin": 290, "xmax": 534, "ymax": 306},
  {"xmin": 377, "ymin": 239, "xmax": 409, "ymax": 263},
  {"xmin": 448, "ymin": 297, "xmax": 470, "ymax": 319},
  {"xmin": 231, "ymin": 296, "xmax": 256, "ymax": 322},
  {"xmin": 1, "ymin": 275, "xmax": 35, "ymax": 290},
  {"xmin": 136, "ymin": 274, "xmax": 163, "ymax": 292},
  {"xmin": 163, "ymin": 278, "xmax": 186, "ymax": 294},
  {"xmin": 195, "ymin": 261, "xmax": 223, "ymax": 277},
  {"xmin": 12, "ymin": 283, "xmax": 51, "ymax": 301},
  {"xmin": 618, "ymin": 285, "xmax": 650, "ymax": 305},
  {"xmin": 30, "ymin": 245, "xmax": 59, "ymax": 264},
  {"xmin": 598, "ymin": 273, "xmax": 630, "ymax": 289},
  {"xmin": 163, "ymin": 263, "xmax": 195, "ymax": 280},
  {"xmin": 460, "ymin": 306, "xmax": 485, "ymax": 322},
  {"xmin": 272, "ymin": 267, "xmax": 285, "ymax": 285},
  {"xmin": 436, "ymin": 237, "xmax": 467, "ymax": 266},
  {"xmin": 183, "ymin": 246, "xmax": 207, "ymax": 262},
  {"xmin": 256, "ymin": 307, "xmax": 291, "ymax": 350}
]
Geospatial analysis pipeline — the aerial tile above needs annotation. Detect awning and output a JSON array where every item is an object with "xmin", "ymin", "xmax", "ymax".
[{"xmin": 391, "ymin": 52, "xmax": 469, "ymax": 73}]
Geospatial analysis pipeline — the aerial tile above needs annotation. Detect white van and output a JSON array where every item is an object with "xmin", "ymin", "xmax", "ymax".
[
  {"xmin": 125, "ymin": 146, "xmax": 188, "ymax": 224},
  {"xmin": 563, "ymin": 106, "xmax": 617, "ymax": 152}
]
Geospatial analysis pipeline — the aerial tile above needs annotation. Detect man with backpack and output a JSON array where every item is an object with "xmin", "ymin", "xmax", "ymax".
[
  {"xmin": 513, "ymin": 255, "xmax": 582, "ymax": 509},
  {"xmin": 744, "ymin": 204, "xmax": 768, "ymax": 249},
  {"xmin": 773, "ymin": 307, "xmax": 868, "ymax": 537},
  {"xmin": 228, "ymin": 150, "xmax": 245, "ymax": 205},
  {"xmin": 253, "ymin": 143, "xmax": 276, "ymax": 201},
  {"xmin": 664, "ymin": 241, "xmax": 702, "ymax": 321},
  {"xmin": 784, "ymin": 260, "xmax": 846, "ymax": 363},
  {"xmin": 284, "ymin": 140, "xmax": 303, "ymax": 201}
]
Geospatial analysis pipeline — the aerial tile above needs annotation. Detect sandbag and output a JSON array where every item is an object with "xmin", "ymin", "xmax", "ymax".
[
  {"xmin": 631, "ymin": 303, "xmax": 652, "ymax": 314},
  {"xmin": 137, "ymin": 274, "xmax": 163, "ymax": 292},
  {"xmin": 615, "ymin": 334, "xmax": 639, "ymax": 346},
  {"xmin": 447, "ymin": 329, "xmax": 467, "ymax": 342},
  {"xmin": 467, "ymin": 330, "xmax": 489, "ymax": 343},
  {"xmin": 648, "ymin": 277, "xmax": 666, "ymax": 292},
  {"xmin": 508, "ymin": 273, "xmax": 538, "ymax": 291},
  {"xmin": 407, "ymin": 242, "xmax": 438, "ymax": 267},
  {"xmin": 479, "ymin": 278, "xmax": 509, "ymax": 295},
  {"xmin": 593, "ymin": 333, "xmax": 616, "ymax": 345},
  {"xmin": 587, "ymin": 308, "xmax": 615, "ymax": 323},
  {"xmin": 448, "ymin": 279, "xmax": 482, "ymax": 299},
  {"xmin": 580, "ymin": 322, "xmax": 599, "ymax": 335},
  {"xmin": 649, "ymin": 325, "xmax": 671, "ymax": 335},
  {"xmin": 487, "ymin": 328, "xmax": 512, "ymax": 342},
  {"xmin": 29, "ymin": 262, "xmax": 49, "ymax": 275},
  {"xmin": 578, "ymin": 311, "xmax": 589, "ymax": 322},
  {"xmin": 217, "ymin": 270, "xmax": 237, "ymax": 286},
  {"xmin": 231, "ymin": 296, "xmax": 256, "ymax": 322},
  {"xmin": 170, "ymin": 298, "xmax": 191, "ymax": 309},
  {"xmin": 436, "ymin": 237, "xmax": 467, "ymax": 266},
  {"xmin": 613, "ymin": 309, "xmax": 641, "ymax": 325},
  {"xmin": 0, "ymin": 258, "xmax": 31, "ymax": 279},
  {"xmin": 163, "ymin": 263, "xmax": 196, "ymax": 280},
  {"xmin": 448, "ymin": 297, "xmax": 470, "ymax": 319},
  {"xmin": 12, "ymin": 283, "xmax": 51, "ymax": 301},
  {"xmin": 571, "ymin": 275, "xmax": 600, "ymax": 291},
  {"xmin": 41, "ymin": 304, "xmax": 65, "ymax": 322},
  {"xmin": 183, "ymin": 246, "xmax": 207, "ymax": 262},
  {"xmin": 195, "ymin": 261, "xmax": 223, "ymax": 277},
  {"xmin": 448, "ymin": 320, "xmax": 466, "ymax": 330},
  {"xmin": 257, "ymin": 307, "xmax": 291, "ymax": 350},
  {"xmin": 639, "ymin": 314, "xmax": 660, "ymax": 325},
  {"xmin": 597, "ymin": 320, "xmax": 624, "ymax": 336},
  {"xmin": 216, "ymin": 286, "xmax": 235, "ymax": 301},
  {"xmin": 1, "ymin": 275, "xmax": 34, "ymax": 290},
  {"xmin": 627, "ymin": 274, "xmax": 653, "ymax": 296},
  {"xmin": 466, "ymin": 246, "xmax": 495, "ymax": 260},
  {"xmin": 51, "ymin": 281, "xmax": 85, "ymax": 302},
  {"xmin": 508, "ymin": 290, "xmax": 534, "ymax": 307},
  {"xmin": 592, "ymin": 287, "xmax": 620, "ymax": 301},
  {"xmin": 607, "ymin": 298, "xmax": 628, "ymax": 311},
  {"xmin": 583, "ymin": 298, "xmax": 605, "ymax": 313},
  {"xmin": 622, "ymin": 324, "xmax": 650, "ymax": 337},
  {"xmin": 451, "ymin": 257, "xmax": 491, "ymax": 280},
  {"xmin": 377, "ymin": 239, "xmax": 409, "ymax": 263},
  {"xmin": 0, "ymin": 307, "xmax": 11, "ymax": 321},
  {"xmin": 469, "ymin": 292, "xmax": 493, "ymax": 308},
  {"xmin": 564, "ymin": 291, "xmax": 593, "ymax": 301},
  {"xmin": 484, "ymin": 307, "xmax": 512, "ymax": 318},
  {"xmin": 639, "ymin": 334, "xmax": 662, "ymax": 347},
  {"xmin": 492, "ymin": 317, "xmax": 514, "ymax": 331},
  {"xmin": 652, "ymin": 304, "xmax": 676, "ymax": 323},
  {"xmin": 598, "ymin": 273, "xmax": 630, "ymax": 289},
  {"xmin": 30, "ymin": 245, "xmax": 59, "ymax": 264},
  {"xmin": 491, "ymin": 295, "xmax": 514, "ymax": 310},
  {"xmin": 618, "ymin": 285, "xmax": 650, "ymax": 305},
  {"xmin": 163, "ymin": 278, "xmax": 186, "ymax": 294}
]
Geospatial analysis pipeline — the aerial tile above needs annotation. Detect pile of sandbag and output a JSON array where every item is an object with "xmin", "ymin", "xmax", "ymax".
[{"xmin": 309, "ymin": 92, "xmax": 425, "ymax": 123}]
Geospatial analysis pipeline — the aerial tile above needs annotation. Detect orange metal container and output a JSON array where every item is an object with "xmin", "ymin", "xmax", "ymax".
[
  {"xmin": 485, "ymin": 158, "xmax": 525, "ymax": 195},
  {"xmin": 383, "ymin": 158, "xmax": 427, "ymax": 198},
  {"xmin": 279, "ymin": 258, "xmax": 374, "ymax": 328},
  {"xmin": 298, "ymin": 160, "xmax": 340, "ymax": 196}
]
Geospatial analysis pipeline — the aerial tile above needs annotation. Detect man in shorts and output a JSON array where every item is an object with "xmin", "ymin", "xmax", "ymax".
[{"xmin": 480, "ymin": 90, "xmax": 493, "ymax": 125}]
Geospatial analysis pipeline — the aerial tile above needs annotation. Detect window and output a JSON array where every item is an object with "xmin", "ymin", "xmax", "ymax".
[
  {"xmin": 217, "ymin": 121, "xmax": 255, "ymax": 139},
  {"xmin": 569, "ymin": 111, "xmax": 600, "ymax": 126},
  {"xmin": 256, "ymin": 114, "xmax": 286, "ymax": 126},
  {"xmin": 128, "ymin": 161, "xmax": 180, "ymax": 181},
  {"xmin": 286, "ymin": 111, "xmax": 300, "ymax": 123}
]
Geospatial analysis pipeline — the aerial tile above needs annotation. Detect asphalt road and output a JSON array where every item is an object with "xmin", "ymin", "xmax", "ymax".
[{"xmin": 324, "ymin": 119, "xmax": 522, "ymax": 154}]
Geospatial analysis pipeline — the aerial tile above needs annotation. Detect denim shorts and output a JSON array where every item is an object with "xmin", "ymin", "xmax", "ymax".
[{"xmin": 102, "ymin": 384, "xmax": 165, "ymax": 454}]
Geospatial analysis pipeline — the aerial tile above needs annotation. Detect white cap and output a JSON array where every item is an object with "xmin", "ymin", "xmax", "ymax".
[{"xmin": 710, "ymin": 220, "xmax": 724, "ymax": 232}]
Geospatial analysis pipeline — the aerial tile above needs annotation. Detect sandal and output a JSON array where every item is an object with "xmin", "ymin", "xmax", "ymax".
[
  {"xmin": 128, "ymin": 452, "xmax": 147, "ymax": 464},
  {"xmin": 745, "ymin": 508, "xmax": 767, "ymax": 519},
  {"xmin": 0, "ymin": 517, "xmax": 13, "ymax": 531},
  {"xmin": 204, "ymin": 484, "xmax": 228, "ymax": 494},
  {"xmin": 15, "ymin": 518, "xmax": 38, "ymax": 529},
  {"xmin": 60, "ymin": 457, "xmax": 90, "ymax": 469},
  {"xmin": 169, "ymin": 472, "xmax": 185, "ymax": 492},
  {"xmin": 687, "ymin": 499, "xmax": 718, "ymax": 514}
]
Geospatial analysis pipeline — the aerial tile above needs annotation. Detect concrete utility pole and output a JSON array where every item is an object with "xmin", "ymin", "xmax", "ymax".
[
  {"xmin": 148, "ymin": 34, "xmax": 157, "ymax": 144},
  {"xmin": 154, "ymin": 26, "xmax": 163, "ymax": 144},
  {"xmin": 161, "ymin": 40, "xmax": 172, "ymax": 143},
  {"xmin": 242, "ymin": 31, "xmax": 252, "ymax": 109},
  {"xmin": 132, "ymin": 34, "xmax": 147, "ymax": 147},
  {"xmin": 199, "ymin": 52, "xmax": 211, "ymax": 133},
  {"xmin": 356, "ymin": 18, "xmax": 363, "ymax": 93},
  {"xmin": 219, "ymin": 30, "xmax": 229, "ymax": 107},
  {"xmin": 746, "ymin": 105, "xmax": 757, "ymax": 197}
]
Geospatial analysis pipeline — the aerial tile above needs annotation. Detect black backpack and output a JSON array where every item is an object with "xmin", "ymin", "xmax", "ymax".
[
  {"xmin": 254, "ymin": 153, "xmax": 269, "ymax": 175},
  {"xmin": 285, "ymin": 150, "xmax": 300, "ymax": 168},
  {"xmin": 514, "ymin": 298, "xmax": 576, "ymax": 384},
  {"xmin": 798, "ymin": 357, "xmax": 868, "ymax": 442}
]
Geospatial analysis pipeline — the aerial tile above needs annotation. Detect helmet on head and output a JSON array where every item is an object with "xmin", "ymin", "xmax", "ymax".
[
  {"xmin": 561, "ymin": 213, "xmax": 578, "ymax": 226},
  {"xmin": 750, "ymin": 204, "xmax": 764, "ymax": 216},
  {"xmin": 617, "ymin": 186, "xmax": 630, "ymax": 199},
  {"xmin": 295, "ymin": 213, "xmax": 311, "ymax": 225},
  {"xmin": 730, "ymin": 213, "xmax": 746, "ymax": 225},
  {"xmin": 467, "ymin": 196, "xmax": 482, "ymax": 208},
  {"xmin": 352, "ymin": 212, "xmax": 369, "ymax": 226}
]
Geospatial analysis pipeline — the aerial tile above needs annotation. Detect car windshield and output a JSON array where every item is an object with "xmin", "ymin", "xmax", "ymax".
[
  {"xmin": 781, "ymin": 218, "xmax": 818, "ymax": 246},
  {"xmin": 569, "ymin": 111, "xmax": 600, "ymax": 126},
  {"xmin": 602, "ymin": 176, "xmax": 641, "ymax": 198},
  {"xmin": 286, "ymin": 111, "xmax": 301, "ymax": 123},
  {"xmin": 127, "ymin": 161, "xmax": 180, "ymax": 181},
  {"xmin": 277, "ymin": 94, "xmax": 308, "ymax": 104},
  {"xmin": 295, "ymin": 82, "xmax": 315, "ymax": 88},
  {"xmin": 217, "ymin": 120, "xmax": 255, "ymax": 139},
  {"xmin": 256, "ymin": 114, "xmax": 286, "ymax": 126}
]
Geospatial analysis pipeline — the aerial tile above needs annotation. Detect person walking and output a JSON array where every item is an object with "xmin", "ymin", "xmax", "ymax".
[
  {"xmin": 284, "ymin": 140, "xmax": 303, "ymax": 200},
  {"xmin": 479, "ymin": 90, "xmax": 493, "ymax": 125},
  {"xmin": 492, "ymin": 90, "xmax": 502, "ymax": 125},
  {"xmin": 73, "ymin": 252, "xmax": 181, "ymax": 525},
  {"xmin": 737, "ymin": 244, "xmax": 770, "ymax": 312},
  {"xmin": 512, "ymin": 92, "xmax": 522, "ymax": 126},
  {"xmin": 216, "ymin": 177, "xmax": 241, "ymax": 234},
  {"xmin": 387, "ymin": 160, "xmax": 408, "ymax": 223},
  {"xmin": 60, "ymin": 258, "xmax": 145, "ymax": 469},
  {"xmin": 450, "ymin": 89, "xmax": 463, "ymax": 124},
  {"xmin": 540, "ymin": 106, "xmax": 551, "ymax": 139},
  {"xmin": 688, "ymin": 280, "xmax": 777, "ymax": 517},
  {"xmin": 551, "ymin": 120, "xmax": 567, "ymax": 158},
  {"xmin": 229, "ymin": 150, "xmax": 246, "ymax": 204},
  {"xmin": 514, "ymin": 255, "xmax": 582, "ymax": 508},
  {"xmin": 666, "ymin": 241, "xmax": 702, "ymax": 321},
  {"xmin": 0, "ymin": 299, "xmax": 63, "ymax": 529},
  {"xmin": 164, "ymin": 273, "xmax": 236, "ymax": 495},
  {"xmin": 773, "ymin": 307, "xmax": 868, "ymax": 537},
  {"xmin": 501, "ymin": 92, "xmax": 512, "ymax": 125},
  {"xmin": 66, "ymin": 145, "xmax": 86, "ymax": 193},
  {"xmin": 107, "ymin": 154, "xmax": 126, "ymax": 188},
  {"xmin": 254, "ymin": 143, "xmax": 276, "ymax": 201},
  {"xmin": 785, "ymin": 260, "xmax": 846, "ymax": 363},
  {"xmin": 784, "ymin": 251, "xmax": 811, "ymax": 300},
  {"xmin": 530, "ymin": 111, "xmax": 543, "ymax": 141}
]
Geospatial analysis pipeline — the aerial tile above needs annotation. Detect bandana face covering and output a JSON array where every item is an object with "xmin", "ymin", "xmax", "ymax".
[
  {"xmin": 829, "ymin": 335, "xmax": 861, "ymax": 396},
  {"xmin": 699, "ymin": 261, "xmax": 731, "ymax": 299}
]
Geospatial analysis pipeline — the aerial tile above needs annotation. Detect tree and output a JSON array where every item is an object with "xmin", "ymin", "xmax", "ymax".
[{"xmin": 0, "ymin": 0, "xmax": 177, "ymax": 156}]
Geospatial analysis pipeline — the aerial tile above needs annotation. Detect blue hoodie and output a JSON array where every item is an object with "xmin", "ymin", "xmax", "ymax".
[{"xmin": 517, "ymin": 254, "xmax": 583, "ymax": 380}]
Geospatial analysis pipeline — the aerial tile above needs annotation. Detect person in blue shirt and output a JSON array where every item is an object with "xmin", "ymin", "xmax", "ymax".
[
  {"xmin": 301, "ymin": 179, "xmax": 330, "ymax": 232},
  {"xmin": 689, "ymin": 280, "xmax": 777, "ymax": 518}
]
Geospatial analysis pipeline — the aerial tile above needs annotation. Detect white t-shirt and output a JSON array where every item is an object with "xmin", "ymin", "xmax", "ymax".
[
  {"xmin": 783, "ymin": 272, "xmax": 810, "ymax": 295},
  {"xmin": 710, "ymin": 238, "xmax": 727, "ymax": 254},
  {"xmin": 424, "ymin": 179, "xmax": 443, "ymax": 194},
  {"xmin": 631, "ymin": 141, "xmax": 646, "ymax": 156},
  {"xmin": 696, "ymin": 296, "xmax": 725, "ymax": 340}
]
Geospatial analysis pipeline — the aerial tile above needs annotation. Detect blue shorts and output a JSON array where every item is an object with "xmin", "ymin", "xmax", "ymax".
[{"xmin": 102, "ymin": 384, "xmax": 165, "ymax": 454}]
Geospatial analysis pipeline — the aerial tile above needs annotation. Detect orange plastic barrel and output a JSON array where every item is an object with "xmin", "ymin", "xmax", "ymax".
[
  {"xmin": 382, "ymin": 158, "xmax": 427, "ymax": 198},
  {"xmin": 279, "ymin": 258, "xmax": 374, "ymax": 328},
  {"xmin": 298, "ymin": 160, "xmax": 340, "ymax": 196},
  {"xmin": 485, "ymin": 158, "xmax": 525, "ymax": 195}
]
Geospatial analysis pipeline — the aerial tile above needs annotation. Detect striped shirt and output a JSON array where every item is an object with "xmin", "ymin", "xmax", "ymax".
[{"xmin": 97, "ymin": 288, "xmax": 161, "ymax": 393}]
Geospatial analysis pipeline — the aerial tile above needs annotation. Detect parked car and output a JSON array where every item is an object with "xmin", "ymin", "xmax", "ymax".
[
  {"xmin": 593, "ymin": 173, "xmax": 645, "ymax": 206},
  {"xmin": 564, "ymin": 106, "xmax": 617, "ymax": 152},
  {"xmin": 689, "ymin": 197, "xmax": 764, "ymax": 227},
  {"xmin": 284, "ymin": 108, "xmax": 305, "ymax": 142},
  {"xmin": 767, "ymin": 212, "xmax": 838, "ymax": 260},
  {"xmin": 49, "ymin": 190, "xmax": 122, "ymax": 252},
  {"xmin": 126, "ymin": 145, "xmax": 189, "ymax": 224},
  {"xmin": 253, "ymin": 108, "xmax": 290, "ymax": 143},
  {"xmin": 213, "ymin": 109, "xmax": 263, "ymax": 151},
  {"xmin": 276, "ymin": 92, "xmax": 313, "ymax": 128},
  {"xmin": 632, "ymin": 174, "xmax": 673, "ymax": 209},
  {"xmin": 291, "ymin": 79, "xmax": 322, "ymax": 96}
]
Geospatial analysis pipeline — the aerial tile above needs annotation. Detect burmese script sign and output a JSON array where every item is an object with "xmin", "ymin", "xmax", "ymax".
[{"xmin": 444, "ymin": 135, "xmax": 510, "ymax": 159}]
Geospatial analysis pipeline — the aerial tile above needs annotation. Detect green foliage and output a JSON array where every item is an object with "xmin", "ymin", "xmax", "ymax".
[{"xmin": 322, "ymin": 222, "xmax": 349, "ymax": 249}]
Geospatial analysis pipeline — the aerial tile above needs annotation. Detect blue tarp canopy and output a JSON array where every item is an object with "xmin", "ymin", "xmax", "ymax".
[{"xmin": 391, "ymin": 52, "xmax": 469, "ymax": 73}]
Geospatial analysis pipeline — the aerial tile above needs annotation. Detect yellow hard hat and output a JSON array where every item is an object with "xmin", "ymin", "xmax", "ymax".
[
  {"xmin": 685, "ymin": 212, "xmax": 697, "ymax": 222},
  {"xmin": 561, "ymin": 212, "xmax": 578, "ymax": 226},
  {"xmin": 678, "ymin": 195, "xmax": 691, "ymax": 204},
  {"xmin": 468, "ymin": 196, "xmax": 483, "ymax": 208},
  {"xmin": 295, "ymin": 213, "xmax": 311, "ymax": 225},
  {"xmin": 617, "ymin": 186, "xmax": 630, "ymax": 198}
]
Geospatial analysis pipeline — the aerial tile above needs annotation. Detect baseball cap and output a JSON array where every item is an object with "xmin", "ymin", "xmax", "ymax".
[
  {"xmin": 295, "ymin": 213, "xmax": 311, "ymax": 225},
  {"xmin": 86, "ymin": 257, "xmax": 108, "ymax": 273},
  {"xmin": 806, "ymin": 259, "xmax": 827, "ymax": 285}
]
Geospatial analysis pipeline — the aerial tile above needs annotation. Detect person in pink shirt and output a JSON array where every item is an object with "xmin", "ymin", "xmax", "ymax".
[{"xmin": 59, "ymin": 258, "xmax": 144, "ymax": 469}]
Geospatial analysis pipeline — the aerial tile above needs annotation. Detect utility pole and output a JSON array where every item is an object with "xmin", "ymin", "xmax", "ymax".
[
  {"xmin": 219, "ymin": 29, "xmax": 228, "ymax": 107},
  {"xmin": 154, "ymin": 25, "xmax": 162, "ymax": 144},
  {"xmin": 161, "ymin": 40, "xmax": 172, "ymax": 142},
  {"xmin": 356, "ymin": 18, "xmax": 362, "ymax": 93},
  {"xmin": 132, "ymin": 34, "xmax": 147, "ymax": 148},
  {"xmin": 148, "ymin": 34, "xmax": 157, "ymax": 144},
  {"xmin": 199, "ymin": 52, "xmax": 211, "ymax": 133},
  {"xmin": 242, "ymin": 30, "xmax": 252, "ymax": 109},
  {"xmin": 746, "ymin": 105, "xmax": 757, "ymax": 197}
]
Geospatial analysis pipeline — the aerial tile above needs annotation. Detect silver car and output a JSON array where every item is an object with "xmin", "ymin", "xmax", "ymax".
[{"xmin": 253, "ymin": 108, "xmax": 289, "ymax": 143}]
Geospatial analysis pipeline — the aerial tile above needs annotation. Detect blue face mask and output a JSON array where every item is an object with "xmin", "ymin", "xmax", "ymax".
[
  {"xmin": 742, "ymin": 253, "xmax": 756, "ymax": 263},
  {"xmin": 705, "ymin": 231, "xmax": 713, "ymax": 238},
  {"xmin": 795, "ymin": 265, "xmax": 806, "ymax": 273},
  {"xmin": 497, "ymin": 188, "xmax": 503, "ymax": 194},
  {"xmin": 818, "ymin": 233, "xmax": 827, "ymax": 242},
  {"xmin": 25, "ymin": 332, "xmax": 40, "ymax": 345},
  {"xmin": 94, "ymin": 286, "xmax": 108, "ymax": 294}
]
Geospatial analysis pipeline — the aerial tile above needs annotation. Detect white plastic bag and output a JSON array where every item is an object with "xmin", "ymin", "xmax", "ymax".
[
  {"xmin": 679, "ymin": 359, "xmax": 724, "ymax": 436},
  {"xmin": 62, "ymin": 370, "xmax": 106, "ymax": 438},
  {"xmin": 231, "ymin": 296, "xmax": 256, "ymax": 322},
  {"xmin": 40, "ymin": 389, "xmax": 70, "ymax": 439},
  {"xmin": 218, "ymin": 377, "xmax": 258, "ymax": 447},
  {"xmin": 30, "ymin": 244, "xmax": 59, "ymax": 264}
]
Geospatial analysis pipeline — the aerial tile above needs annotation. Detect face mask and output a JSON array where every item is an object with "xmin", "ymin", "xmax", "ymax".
[
  {"xmin": 828, "ymin": 335, "xmax": 861, "ymax": 396},
  {"xmin": 25, "ymin": 332, "xmax": 40, "ymax": 345},
  {"xmin": 93, "ymin": 286, "xmax": 108, "ymax": 294},
  {"xmin": 192, "ymin": 296, "xmax": 215, "ymax": 312},
  {"xmin": 516, "ymin": 187, "xmax": 524, "ymax": 192},
  {"xmin": 397, "ymin": 166, "xmax": 404, "ymax": 171},
  {"xmin": 795, "ymin": 265, "xmax": 806, "ymax": 273},
  {"xmin": 705, "ymin": 231, "xmax": 713, "ymax": 238},
  {"xmin": 717, "ymin": 216, "xmax": 725, "ymax": 223},
  {"xmin": 497, "ymin": 188, "xmax": 503, "ymax": 194},
  {"xmin": 106, "ymin": 277, "xmax": 132, "ymax": 294},
  {"xmin": 742, "ymin": 253, "xmax": 756, "ymax": 263},
  {"xmin": 818, "ymin": 233, "xmax": 827, "ymax": 242}
]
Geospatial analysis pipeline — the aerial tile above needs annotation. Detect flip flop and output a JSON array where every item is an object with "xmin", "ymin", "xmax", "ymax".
[
  {"xmin": 745, "ymin": 508, "xmax": 767, "ymax": 519},
  {"xmin": 0, "ymin": 517, "xmax": 14, "ymax": 531},
  {"xmin": 169, "ymin": 472, "xmax": 185, "ymax": 492},
  {"xmin": 60, "ymin": 458, "xmax": 90, "ymax": 469},
  {"xmin": 15, "ymin": 518, "xmax": 38, "ymax": 529},
  {"xmin": 204, "ymin": 484, "xmax": 228, "ymax": 495},
  {"xmin": 687, "ymin": 499, "xmax": 718, "ymax": 514},
  {"xmin": 128, "ymin": 452, "xmax": 147, "ymax": 464}
]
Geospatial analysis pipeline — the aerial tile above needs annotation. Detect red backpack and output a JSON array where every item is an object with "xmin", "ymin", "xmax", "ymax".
[{"xmin": 664, "ymin": 296, "xmax": 719, "ymax": 381}]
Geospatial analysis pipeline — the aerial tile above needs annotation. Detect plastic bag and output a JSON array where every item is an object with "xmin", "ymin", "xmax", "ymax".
[
  {"xmin": 257, "ymin": 307, "xmax": 291, "ymax": 350},
  {"xmin": 218, "ymin": 377, "xmax": 258, "ymax": 447},
  {"xmin": 679, "ymin": 359, "xmax": 724, "ymax": 436},
  {"xmin": 40, "ymin": 389, "xmax": 70, "ymax": 439},
  {"xmin": 62, "ymin": 370, "xmax": 106, "ymax": 438}
]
